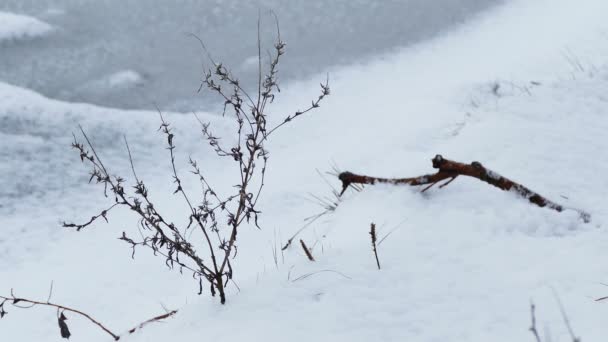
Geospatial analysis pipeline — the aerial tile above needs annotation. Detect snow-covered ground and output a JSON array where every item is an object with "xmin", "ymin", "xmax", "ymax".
[
  {"xmin": 2, "ymin": 0, "xmax": 608, "ymax": 341},
  {"xmin": 0, "ymin": 11, "xmax": 53, "ymax": 42}
]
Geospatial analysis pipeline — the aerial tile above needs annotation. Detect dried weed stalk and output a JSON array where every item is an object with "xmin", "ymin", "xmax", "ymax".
[
  {"xmin": 63, "ymin": 18, "xmax": 329, "ymax": 304},
  {"xmin": 369, "ymin": 223, "xmax": 381, "ymax": 270}
]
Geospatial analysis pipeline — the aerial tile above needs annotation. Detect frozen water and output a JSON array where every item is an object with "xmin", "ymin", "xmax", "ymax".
[{"xmin": 0, "ymin": 0, "xmax": 502, "ymax": 111}]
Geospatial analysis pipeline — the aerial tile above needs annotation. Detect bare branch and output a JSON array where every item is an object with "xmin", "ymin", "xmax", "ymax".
[{"xmin": 339, "ymin": 154, "xmax": 590, "ymax": 222}]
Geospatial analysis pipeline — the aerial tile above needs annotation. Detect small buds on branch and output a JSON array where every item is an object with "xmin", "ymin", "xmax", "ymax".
[
  {"xmin": 266, "ymin": 75, "xmax": 330, "ymax": 137},
  {"xmin": 339, "ymin": 155, "xmax": 590, "ymax": 222}
]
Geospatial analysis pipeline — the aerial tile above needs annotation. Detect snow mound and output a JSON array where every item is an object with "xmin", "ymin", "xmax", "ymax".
[{"xmin": 0, "ymin": 11, "xmax": 53, "ymax": 42}]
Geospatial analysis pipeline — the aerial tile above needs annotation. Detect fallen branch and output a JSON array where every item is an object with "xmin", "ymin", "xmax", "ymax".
[
  {"xmin": 0, "ymin": 289, "xmax": 176, "ymax": 340},
  {"xmin": 338, "ymin": 155, "xmax": 590, "ymax": 223}
]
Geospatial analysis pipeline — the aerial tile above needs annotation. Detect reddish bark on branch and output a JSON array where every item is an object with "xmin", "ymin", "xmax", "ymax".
[{"xmin": 338, "ymin": 155, "xmax": 590, "ymax": 223}]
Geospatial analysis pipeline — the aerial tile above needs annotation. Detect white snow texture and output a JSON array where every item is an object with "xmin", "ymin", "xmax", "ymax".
[{"xmin": 2, "ymin": 1, "xmax": 608, "ymax": 341}]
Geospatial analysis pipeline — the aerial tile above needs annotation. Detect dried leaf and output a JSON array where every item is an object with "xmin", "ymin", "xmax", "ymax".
[{"xmin": 58, "ymin": 312, "xmax": 71, "ymax": 339}]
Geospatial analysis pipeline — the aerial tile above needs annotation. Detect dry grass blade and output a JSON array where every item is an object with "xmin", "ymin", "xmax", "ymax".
[{"xmin": 291, "ymin": 269, "xmax": 352, "ymax": 282}]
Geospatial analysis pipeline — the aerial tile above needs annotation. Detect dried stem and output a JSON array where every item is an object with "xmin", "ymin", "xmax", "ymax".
[
  {"xmin": 370, "ymin": 223, "xmax": 381, "ymax": 270},
  {"xmin": 299, "ymin": 239, "xmax": 315, "ymax": 262}
]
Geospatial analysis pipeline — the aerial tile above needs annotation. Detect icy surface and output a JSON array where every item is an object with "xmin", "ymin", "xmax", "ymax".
[
  {"xmin": 0, "ymin": 0, "xmax": 501, "ymax": 110},
  {"xmin": 0, "ymin": 11, "xmax": 53, "ymax": 42},
  {"xmin": 2, "ymin": 0, "xmax": 608, "ymax": 341}
]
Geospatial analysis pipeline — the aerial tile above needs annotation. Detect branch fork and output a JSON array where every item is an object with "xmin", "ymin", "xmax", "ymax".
[{"xmin": 339, "ymin": 155, "xmax": 590, "ymax": 222}]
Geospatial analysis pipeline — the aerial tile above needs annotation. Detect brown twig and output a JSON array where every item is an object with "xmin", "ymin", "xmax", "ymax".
[
  {"xmin": 339, "ymin": 155, "xmax": 590, "ymax": 222},
  {"xmin": 299, "ymin": 239, "xmax": 315, "ymax": 261},
  {"xmin": 370, "ymin": 223, "xmax": 381, "ymax": 270}
]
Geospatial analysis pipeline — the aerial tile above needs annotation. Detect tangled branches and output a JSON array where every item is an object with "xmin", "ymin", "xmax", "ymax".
[{"xmin": 63, "ymin": 18, "xmax": 329, "ymax": 304}]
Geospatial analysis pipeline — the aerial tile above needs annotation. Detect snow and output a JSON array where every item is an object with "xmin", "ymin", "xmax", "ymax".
[
  {"xmin": 0, "ymin": 11, "xmax": 53, "ymax": 42},
  {"xmin": 2, "ymin": 0, "xmax": 608, "ymax": 341},
  {"xmin": 102, "ymin": 70, "xmax": 144, "ymax": 89}
]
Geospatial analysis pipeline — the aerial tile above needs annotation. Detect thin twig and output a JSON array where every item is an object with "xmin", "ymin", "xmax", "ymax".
[
  {"xmin": 529, "ymin": 302, "xmax": 542, "ymax": 342},
  {"xmin": 300, "ymin": 239, "xmax": 315, "ymax": 262},
  {"xmin": 124, "ymin": 310, "xmax": 178, "ymax": 336},
  {"xmin": 291, "ymin": 269, "xmax": 352, "ymax": 282},
  {"xmin": 1, "ymin": 291, "xmax": 120, "ymax": 340}
]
